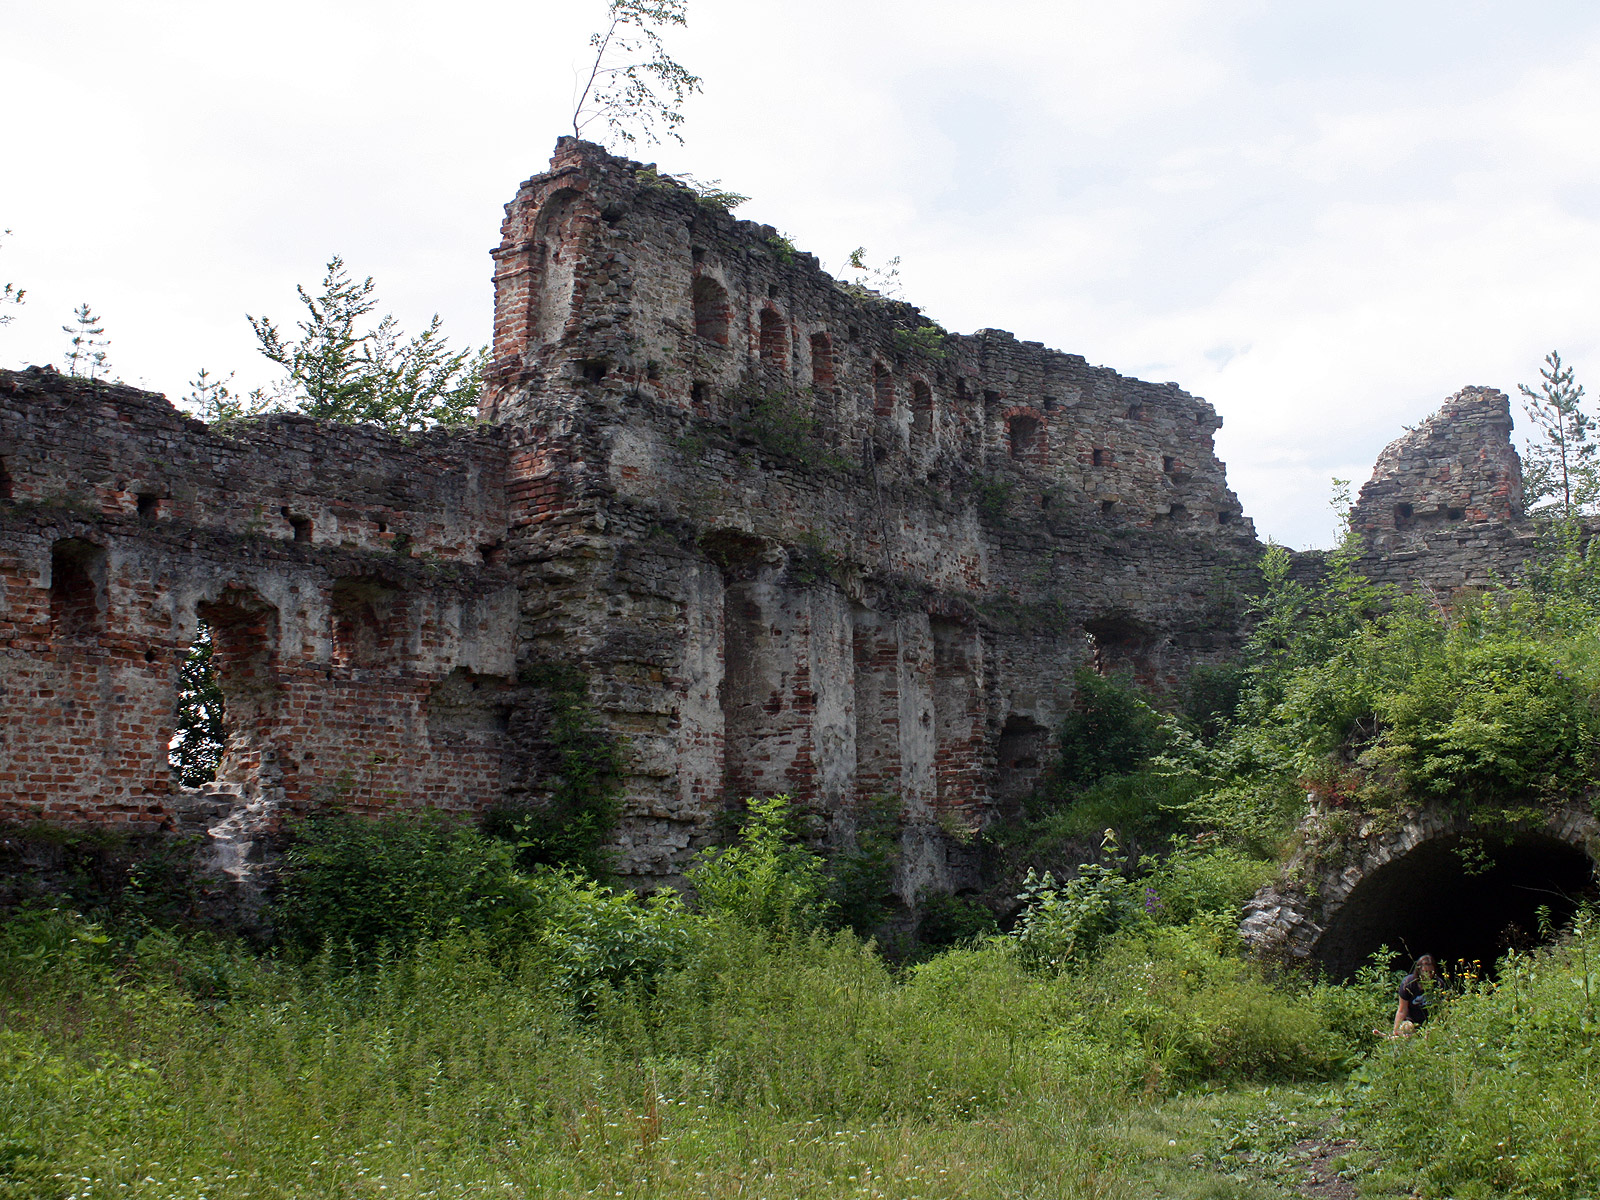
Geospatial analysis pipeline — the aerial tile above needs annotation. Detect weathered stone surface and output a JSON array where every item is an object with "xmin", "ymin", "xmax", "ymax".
[
  {"xmin": 0, "ymin": 138, "xmax": 1565, "ymax": 906},
  {"xmin": 1349, "ymin": 386, "xmax": 1539, "ymax": 589}
]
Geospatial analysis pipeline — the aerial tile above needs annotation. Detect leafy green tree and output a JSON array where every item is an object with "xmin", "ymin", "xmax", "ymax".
[
  {"xmin": 1518, "ymin": 350, "xmax": 1595, "ymax": 519},
  {"xmin": 572, "ymin": 0, "xmax": 702, "ymax": 147},
  {"xmin": 248, "ymin": 256, "xmax": 484, "ymax": 432},
  {"xmin": 0, "ymin": 229, "xmax": 23, "ymax": 326},
  {"xmin": 61, "ymin": 302, "xmax": 111, "ymax": 381},
  {"xmin": 169, "ymin": 620, "xmax": 225, "ymax": 786}
]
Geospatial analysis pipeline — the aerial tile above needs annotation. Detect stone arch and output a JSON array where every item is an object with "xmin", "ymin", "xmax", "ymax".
[
  {"xmin": 759, "ymin": 306, "xmax": 788, "ymax": 366},
  {"xmin": 528, "ymin": 188, "xmax": 589, "ymax": 349},
  {"xmin": 1242, "ymin": 804, "xmax": 1600, "ymax": 979},
  {"xmin": 194, "ymin": 586, "xmax": 281, "ymax": 788}
]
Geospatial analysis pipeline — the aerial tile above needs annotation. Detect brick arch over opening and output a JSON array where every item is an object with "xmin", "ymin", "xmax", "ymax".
[{"xmin": 1242, "ymin": 804, "xmax": 1600, "ymax": 979}]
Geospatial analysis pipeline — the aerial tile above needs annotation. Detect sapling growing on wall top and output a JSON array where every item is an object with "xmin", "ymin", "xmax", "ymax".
[
  {"xmin": 1519, "ymin": 350, "xmax": 1595, "ymax": 519},
  {"xmin": 0, "ymin": 229, "xmax": 23, "ymax": 327},
  {"xmin": 572, "ymin": 0, "xmax": 702, "ymax": 148},
  {"xmin": 61, "ymin": 302, "xmax": 111, "ymax": 382}
]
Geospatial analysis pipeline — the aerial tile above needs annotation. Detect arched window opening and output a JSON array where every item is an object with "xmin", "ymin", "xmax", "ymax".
[
  {"xmin": 809, "ymin": 333, "xmax": 834, "ymax": 388},
  {"xmin": 759, "ymin": 308, "xmax": 788, "ymax": 366},
  {"xmin": 1008, "ymin": 415, "xmax": 1040, "ymax": 461},
  {"xmin": 194, "ymin": 588, "xmax": 280, "ymax": 783},
  {"xmin": 912, "ymin": 379, "xmax": 934, "ymax": 442},
  {"xmin": 331, "ymin": 576, "xmax": 405, "ymax": 669},
  {"xmin": 50, "ymin": 538, "xmax": 106, "ymax": 639},
  {"xmin": 171, "ymin": 619, "xmax": 224, "ymax": 786},
  {"xmin": 527, "ymin": 188, "xmax": 586, "ymax": 350},
  {"xmin": 692, "ymin": 276, "xmax": 731, "ymax": 346},
  {"xmin": 873, "ymin": 362, "xmax": 894, "ymax": 416}
]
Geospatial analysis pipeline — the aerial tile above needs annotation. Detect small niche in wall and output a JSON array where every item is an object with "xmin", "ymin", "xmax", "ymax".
[
  {"xmin": 873, "ymin": 363, "xmax": 894, "ymax": 415},
  {"xmin": 331, "ymin": 575, "xmax": 404, "ymax": 668},
  {"xmin": 912, "ymin": 379, "xmax": 934, "ymax": 441},
  {"xmin": 759, "ymin": 308, "xmax": 788, "ymax": 365},
  {"xmin": 1447, "ymin": 507, "xmax": 1466, "ymax": 521},
  {"xmin": 50, "ymin": 538, "xmax": 107, "ymax": 639},
  {"xmin": 137, "ymin": 493, "xmax": 162, "ymax": 521},
  {"xmin": 290, "ymin": 515, "xmax": 313, "ymax": 543},
  {"xmin": 1394, "ymin": 502, "xmax": 1415, "ymax": 529},
  {"xmin": 691, "ymin": 380, "xmax": 711, "ymax": 410},
  {"xmin": 692, "ymin": 276, "xmax": 731, "ymax": 346},
  {"xmin": 1162, "ymin": 455, "xmax": 1176, "ymax": 475},
  {"xmin": 809, "ymin": 332, "xmax": 834, "ymax": 388},
  {"xmin": 0, "ymin": 456, "xmax": 14, "ymax": 500},
  {"xmin": 1092, "ymin": 448, "xmax": 1108, "ymax": 467},
  {"xmin": 1008, "ymin": 414, "xmax": 1040, "ymax": 460}
]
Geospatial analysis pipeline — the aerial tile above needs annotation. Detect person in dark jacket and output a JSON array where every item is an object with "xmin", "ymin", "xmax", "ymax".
[{"xmin": 1393, "ymin": 953, "xmax": 1436, "ymax": 1035}]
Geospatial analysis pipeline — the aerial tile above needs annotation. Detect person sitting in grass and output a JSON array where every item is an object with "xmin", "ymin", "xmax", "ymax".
[{"xmin": 1393, "ymin": 953, "xmax": 1436, "ymax": 1036}]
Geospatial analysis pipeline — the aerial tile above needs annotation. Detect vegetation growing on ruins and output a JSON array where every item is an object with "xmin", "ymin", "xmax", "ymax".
[
  {"xmin": 571, "ymin": 0, "xmax": 701, "ymax": 148},
  {"xmin": 0, "ymin": 229, "xmax": 23, "ymax": 327},
  {"xmin": 246, "ymin": 256, "xmax": 486, "ymax": 433}
]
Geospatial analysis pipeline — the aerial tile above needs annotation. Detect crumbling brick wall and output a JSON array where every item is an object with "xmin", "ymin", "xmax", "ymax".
[
  {"xmin": 0, "ymin": 369, "xmax": 518, "ymax": 886},
  {"xmin": 1349, "ymin": 386, "xmax": 1538, "ymax": 590},
  {"xmin": 485, "ymin": 139, "xmax": 1263, "ymax": 892},
  {"xmin": 3, "ymin": 139, "xmax": 1546, "ymax": 902}
]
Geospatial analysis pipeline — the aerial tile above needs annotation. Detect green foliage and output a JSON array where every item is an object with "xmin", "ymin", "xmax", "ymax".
[
  {"xmin": 482, "ymin": 664, "xmax": 623, "ymax": 876},
  {"xmin": 893, "ymin": 324, "xmax": 950, "ymax": 360},
  {"xmin": 572, "ymin": 0, "xmax": 702, "ymax": 148},
  {"xmin": 1349, "ymin": 914, "xmax": 1600, "ymax": 1198},
  {"xmin": 248, "ymin": 255, "xmax": 485, "ymax": 433},
  {"xmin": 633, "ymin": 165, "xmax": 749, "ymax": 210},
  {"xmin": 0, "ymin": 228, "xmax": 24, "ymax": 328},
  {"xmin": 1519, "ymin": 350, "xmax": 1596, "ymax": 519},
  {"xmin": 169, "ymin": 620, "xmax": 224, "ymax": 787},
  {"xmin": 766, "ymin": 231, "xmax": 797, "ymax": 264},
  {"xmin": 270, "ymin": 812, "xmax": 539, "ymax": 958},
  {"xmin": 1055, "ymin": 668, "xmax": 1168, "ymax": 791},
  {"xmin": 1011, "ymin": 834, "xmax": 1149, "ymax": 972},
  {"xmin": 687, "ymin": 796, "xmax": 834, "ymax": 933},
  {"xmin": 61, "ymin": 302, "xmax": 110, "ymax": 382},
  {"xmin": 824, "ymin": 795, "xmax": 901, "ymax": 937},
  {"xmin": 915, "ymin": 891, "xmax": 998, "ymax": 948},
  {"xmin": 530, "ymin": 872, "xmax": 699, "ymax": 1010},
  {"xmin": 729, "ymin": 384, "xmax": 853, "ymax": 471},
  {"xmin": 841, "ymin": 246, "xmax": 903, "ymax": 301},
  {"xmin": 1139, "ymin": 839, "xmax": 1274, "ymax": 926},
  {"xmin": 1179, "ymin": 662, "xmax": 1246, "ymax": 745},
  {"xmin": 974, "ymin": 475, "xmax": 1013, "ymax": 520}
]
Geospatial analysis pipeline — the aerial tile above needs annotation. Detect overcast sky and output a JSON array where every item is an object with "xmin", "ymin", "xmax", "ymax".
[{"xmin": 6, "ymin": 0, "xmax": 1600, "ymax": 548}]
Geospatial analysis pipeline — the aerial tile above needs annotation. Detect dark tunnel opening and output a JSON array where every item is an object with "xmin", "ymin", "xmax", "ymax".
[{"xmin": 1311, "ymin": 832, "xmax": 1598, "ymax": 980}]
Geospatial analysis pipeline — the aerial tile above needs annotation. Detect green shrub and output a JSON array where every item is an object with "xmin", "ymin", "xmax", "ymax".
[
  {"xmin": 916, "ymin": 892, "xmax": 999, "ymax": 948},
  {"xmin": 1053, "ymin": 669, "xmax": 1168, "ymax": 791},
  {"xmin": 1139, "ymin": 840, "xmax": 1274, "ymax": 925},
  {"xmin": 825, "ymin": 795, "xmax": 901, "ymax": 937},
  {"xmin": 688, "ymin": 796, "xmax": 834, "ymax": 933},
  {"xmin": 1011, "ymin": 835, "xmax": 1150, "ymax": 972},
  {"xmin": 271, "ymin": 811, "xmax": 539, "ymax": 958}
]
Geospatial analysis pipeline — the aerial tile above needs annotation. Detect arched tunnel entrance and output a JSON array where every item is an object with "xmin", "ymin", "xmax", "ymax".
[{"xmin": 1311, "ymin": 832, "xmax": 1598, "ymax": 980}]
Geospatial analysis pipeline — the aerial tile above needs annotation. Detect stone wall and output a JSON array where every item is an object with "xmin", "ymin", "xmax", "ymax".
[
  {"xmin": 0, "ymin": 367, "xmax": 518, "ymax": 887},
  {"xmin": 0, "ymin": 137, "xmax": 1559, "ymax": 902},
  {"xmin": 483, "ymin": 138, "xmax": 1264, "ymax": 891},
  {"xmin": 1350, "ymin": 385, "xmax": 1539, "ymax": 590}
]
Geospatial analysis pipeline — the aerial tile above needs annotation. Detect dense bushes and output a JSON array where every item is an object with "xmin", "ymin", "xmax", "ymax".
[{"xmin": 1349, "ymin": 917, "xmax": 1600, "ymax": 1198}]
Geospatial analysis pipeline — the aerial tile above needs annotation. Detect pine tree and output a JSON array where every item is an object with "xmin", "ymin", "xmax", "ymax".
[
  {"xmin": 247, "ymin": 256, "xmax": 484, "ymax": 432},
  {"xmin": 1519, "ymin": 351, "xmax": 1595, "ymax": 520},
  {"xmin": 62, "ymin": 303, "xmax": 111, "ymax": 382},
  {"xmin": 170, "ymin": 621, "xmax": 225, "ymax": 786}
]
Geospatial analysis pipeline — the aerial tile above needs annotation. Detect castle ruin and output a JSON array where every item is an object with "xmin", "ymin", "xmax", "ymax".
[{"xmin": 0, "ymin": 139, "xmax": 1538, "ymax": 900}]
